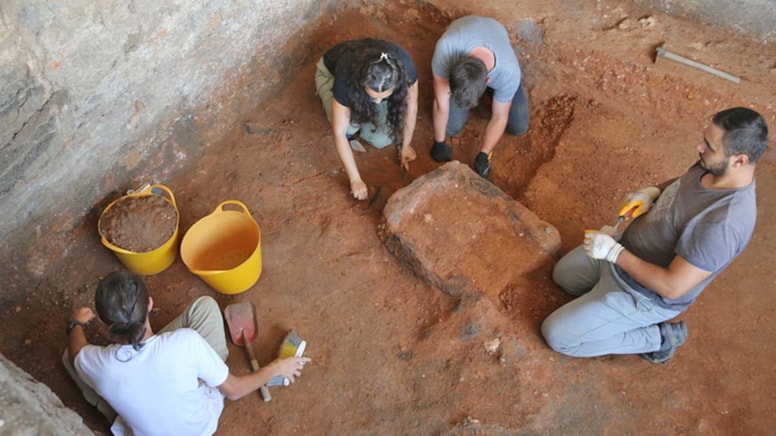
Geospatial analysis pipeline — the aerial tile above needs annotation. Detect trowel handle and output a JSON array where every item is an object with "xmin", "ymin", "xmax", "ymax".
[{"xmin": 243, "ymin": 334, "xmax": 272, "ymax": 402}]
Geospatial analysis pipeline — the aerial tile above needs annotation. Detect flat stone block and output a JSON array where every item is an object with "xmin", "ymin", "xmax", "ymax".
[{"xmin": 382, "ymin": 162, "xmax": 561, "ymax": 298}]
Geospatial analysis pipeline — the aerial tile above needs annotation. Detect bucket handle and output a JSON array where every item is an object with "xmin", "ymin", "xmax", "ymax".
[
  {"xmin": 139, "ymin": 184, "xmax": 178, "ymax": 209},
  {"xmin": 212, "ymin": 200, "xmax": 251, "ymax": 216},
  {"xmin": 99, "ymin": 183, "xmax": 178, "ymax": 254}
]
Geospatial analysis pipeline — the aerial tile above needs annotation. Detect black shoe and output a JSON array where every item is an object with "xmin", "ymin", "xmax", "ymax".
[
  {"xmin": 640, "ymin": 321, "xmax": 688, "ymax": 364},
  {"xmin": 473, "ymin": 152, "xmax": 492, "ymax": 178},
  {"xmin": 430, "ymin": 141, "xmax": 453, "ymax": 162}
]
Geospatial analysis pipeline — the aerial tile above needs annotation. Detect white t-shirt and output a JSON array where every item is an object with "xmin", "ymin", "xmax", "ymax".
[{"xmin": 75, "ymin": 328, "xmax": 230, "ymax": 436}]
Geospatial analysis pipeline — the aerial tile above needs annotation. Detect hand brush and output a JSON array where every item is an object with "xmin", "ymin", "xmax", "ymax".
[{"xmin": 267, "ymin": 330, "xmax": 307, "ymax": 387}]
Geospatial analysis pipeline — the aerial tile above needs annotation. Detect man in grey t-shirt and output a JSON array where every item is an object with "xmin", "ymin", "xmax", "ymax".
[
  {"xmin": 542, "ymin": 108, "xmax": 768, "ymax": 363},
  {"xmin": 430, "ymin": 15, "xmax": 530, "ymax": 179}
]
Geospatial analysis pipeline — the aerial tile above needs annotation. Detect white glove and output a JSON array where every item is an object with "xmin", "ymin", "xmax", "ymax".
[
  {"xmin": 599, "ymin": 224, "xmax": 622, "ymax": 240},
  {"xmin": 619, "ymin": 186, "xmax": 661, "ymax": 219},
  {"xmin": 584, "ymin": 230, "xmax": 625, "ymax": 263}
]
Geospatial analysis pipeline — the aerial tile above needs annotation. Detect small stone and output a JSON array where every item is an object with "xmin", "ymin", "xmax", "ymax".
[{"xmin": 484, "ymin": 337, "xmax": 501, "ymax": 354}]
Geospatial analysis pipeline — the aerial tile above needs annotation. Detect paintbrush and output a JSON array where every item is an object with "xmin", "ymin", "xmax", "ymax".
[{"xmin": 266, "ymin": 330, "xmax": 307, "ymax": 387}]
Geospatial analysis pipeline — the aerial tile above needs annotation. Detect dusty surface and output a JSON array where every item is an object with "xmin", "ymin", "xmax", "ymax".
[
  {"xmin": 2, "ymin": 0, "xmax": 776, "ymax": 434},
  {"xmin": 381, "ymin": 161, "xmax": 562, "ymax": 301},
  {"xmin": 98, "ymin": 194, "xmax": 178, "ymax": 253}
]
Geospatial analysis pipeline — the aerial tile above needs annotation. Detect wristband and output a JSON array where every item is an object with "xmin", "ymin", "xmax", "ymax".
[
  {"xmin": 607, "ymin": 243, "xmax": 625, "ymax": 263},
  {"xmin": 65, "ymin": 319, "xmax": 85, "ymax": 336}
]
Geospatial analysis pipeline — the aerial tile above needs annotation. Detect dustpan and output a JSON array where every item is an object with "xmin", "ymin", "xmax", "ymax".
[{"xmin": 224, "ymin": 302, "xmax": 271, "ymax": 401}]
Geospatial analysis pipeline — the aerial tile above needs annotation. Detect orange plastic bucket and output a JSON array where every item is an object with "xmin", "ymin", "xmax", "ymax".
[
  {"xmin": 180, "ymin": 200, "xmax": 262, "ymax": 295},
  {"xmin": 98, "ymin": 184, "xmax": 180, "ymax": 275}
]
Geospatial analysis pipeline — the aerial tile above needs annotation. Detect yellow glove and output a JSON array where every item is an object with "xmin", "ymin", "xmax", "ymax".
[{"xmin": 619, "ymin": 186, "xmax": 661, "ymax": 219}]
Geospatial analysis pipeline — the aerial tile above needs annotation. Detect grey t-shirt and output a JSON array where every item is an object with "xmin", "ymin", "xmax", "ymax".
[
  {"xmin": 431, "ymin": 16, "xmax": 522, "ymax": 103},
  {"xmin": 615, "ymin": 162, "xmax": 757, "ymax": 311}
]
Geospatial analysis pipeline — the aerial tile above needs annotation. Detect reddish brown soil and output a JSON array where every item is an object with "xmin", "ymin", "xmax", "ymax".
[
  {"xmin": 3, "ymin": 1, "xmax": 776, "ymax": 435},
  {"xmin": 98, "ymin": 194, "xmax": 178, "ymax": 253}
]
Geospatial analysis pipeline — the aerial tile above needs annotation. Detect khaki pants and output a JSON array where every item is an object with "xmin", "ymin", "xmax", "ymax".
[
  {"xmin": 62, "ymin": 296, "xmax": 228, "ymax": 422},
  {"xmin": 315, "ymin": 57, "xmax": 393, "ymax": 148}
]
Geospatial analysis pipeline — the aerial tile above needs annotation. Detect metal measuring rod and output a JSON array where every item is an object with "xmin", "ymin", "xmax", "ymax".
[{"xmin": 655, "ymin": 45, "xmax": 741, "ymax": 84}]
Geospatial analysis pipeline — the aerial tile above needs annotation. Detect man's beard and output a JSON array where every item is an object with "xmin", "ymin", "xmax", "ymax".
[{"xmin": 700, "ymin": 154, "xmax": 728, "ymax": 176}]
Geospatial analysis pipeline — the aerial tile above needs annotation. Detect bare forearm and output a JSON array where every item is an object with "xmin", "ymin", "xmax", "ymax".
[
  {"xmin": 221, "ymin": 366, "xmax": 277, "ymax": 401},
  {"xmin": 615, "ymin": 250, "xmax": 706, "ymax": 300},
  {"xmin": 68, "ymin": 326, "xmax": 89, "ymax": 364},
  {"xmin": 432, "ymin": 101, "xmax": 448, "ymax": 142},
  {"xmin": 480, "ymin": 116, "xmax": 507, "ymax": 154},
  {"xmin": 330, "ymin": 102, "xmax": 361, "ymax": 183},
  {"xmin": 220, "ymin": 357, "xmax": 310, "ymax": 401},
  {"xmin": 67, "ymin": 308, "xmax": 95, "ymax": 364},
  {"xmin": 402, "ymin": 82, "xmax": 419, "ymax": 149},
  {"xmin": 403, "ymin": 106, "xmax": 418, "ymax": 149},
  {"xmin": 616, "ymin": 251, "xmax": 674, "ymax": 297},
  {"xmin": 334, "ymin": 136, "xmax": 362, "ymax": 183}
]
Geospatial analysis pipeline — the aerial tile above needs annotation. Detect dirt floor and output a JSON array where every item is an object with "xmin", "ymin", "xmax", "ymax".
[{"xmin": 2, "ymin": 0, "xmax": 776, "ymax": 434}]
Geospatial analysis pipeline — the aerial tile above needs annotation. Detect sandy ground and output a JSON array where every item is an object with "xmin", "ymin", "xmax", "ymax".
[{"xmin": 2, "ymin": 0, "xmax": 776, "ymax": 434}]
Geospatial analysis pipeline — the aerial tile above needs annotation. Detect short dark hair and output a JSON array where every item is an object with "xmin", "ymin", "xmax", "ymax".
[
  {"xmin": 449, "ymin": 56, "xmax": 488, "ymax": 109},
  {"xmin": 713, "ymin": 107, "xmax": 768, "ymax": 163},
  {"xmin": 95, "ymin": 271, "xmax": 150, "ymax": 351}
]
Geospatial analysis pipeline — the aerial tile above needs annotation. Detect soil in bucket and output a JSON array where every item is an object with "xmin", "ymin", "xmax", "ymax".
[{"xmin": 98, "ymin": 195, "xmax": 177, "ymax": 253}]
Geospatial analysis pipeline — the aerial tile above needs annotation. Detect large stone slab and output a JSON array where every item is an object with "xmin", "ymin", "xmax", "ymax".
[{"xmin": 382, "ymin": 162, "xmax": 561, "ymax": 299}]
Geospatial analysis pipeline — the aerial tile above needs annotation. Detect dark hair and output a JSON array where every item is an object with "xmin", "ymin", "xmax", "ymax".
[
  {"xmin": 345, "ymin": 39, "xmax": 410, "ymax": 147},
  {"xmin": 713, "ymin": 107, "xmax": 768, "ymax": 163},
  {"xmin": 95, "ymin": 271, "xmax": 149, "ymax": 351},
  {"xmin": 449, "ymin": 56, "xmax": 488, "ymax": 109}
]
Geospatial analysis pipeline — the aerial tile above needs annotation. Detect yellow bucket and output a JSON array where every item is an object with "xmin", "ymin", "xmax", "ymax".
[
  {"xmin": 98, "ymin": 184, "xmax": 180, "ymax": 275},
  {"xmin": 180, "ymin": 200, "xmax": 262, "ymax": 295}
]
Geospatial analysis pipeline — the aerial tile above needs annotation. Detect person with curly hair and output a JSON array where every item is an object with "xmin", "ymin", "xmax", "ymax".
[
  {"xmin": 430, "ymin": 16, "xmax": 530, "ymax": 179},
  {"xmin": 315, "ymin": 38, "xmax": 419, "ymax": 200},
  {"xmin": 62, "ymin": 270, "xmax": 310, "ymax": 435}
]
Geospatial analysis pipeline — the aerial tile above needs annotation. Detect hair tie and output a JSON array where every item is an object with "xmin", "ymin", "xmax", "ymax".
[{"xmin": 380, "ymin": 52, "xmax": 388, "ymax": 61}]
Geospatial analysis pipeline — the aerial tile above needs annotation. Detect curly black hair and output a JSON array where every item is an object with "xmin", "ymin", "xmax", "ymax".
[{"xmin": 344, "ymin": 39, "xmax": 411, "ymax": 147}]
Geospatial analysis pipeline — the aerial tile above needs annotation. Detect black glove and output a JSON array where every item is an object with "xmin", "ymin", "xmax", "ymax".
[
  {"xmin": 473, "ymin": 152, "xmax": 492, "ymax": 179},
  {"xmin": 430, "ymin": 140, "xmax": 453, "ymax": 162}
]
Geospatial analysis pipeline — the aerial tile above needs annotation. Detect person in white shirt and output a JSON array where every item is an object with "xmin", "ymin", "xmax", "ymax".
[{"xmin": 63, "ymin": 270, "xmax": 310, "ymax": 435}]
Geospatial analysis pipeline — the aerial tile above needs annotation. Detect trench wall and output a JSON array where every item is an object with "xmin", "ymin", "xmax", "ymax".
[
  {"xmin": 0, "ymin": 0, "xmax": 340, "ymax": 290},
  {"xmin": 641, "ymin": 0, "xmax": 776, "ymax": 43}
]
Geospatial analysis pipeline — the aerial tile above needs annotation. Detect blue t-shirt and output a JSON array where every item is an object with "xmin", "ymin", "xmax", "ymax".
[
  {"xmin": 431, "ymin": 16, "xmax": 522, "ymax": 102},
  {"xmin": 615, "ymin": 162, "xmax": 757, "ymax": 310},
  {"xmin": 323, "ymin": 39, "xmax": 418, "ymax": 108}
]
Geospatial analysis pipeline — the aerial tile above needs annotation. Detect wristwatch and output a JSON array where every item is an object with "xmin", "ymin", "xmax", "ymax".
[{"xmin": 65, "ymin": 319, "xmax": 85, "ymax": 335}]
